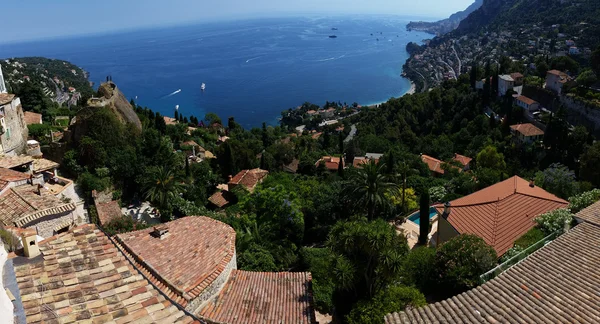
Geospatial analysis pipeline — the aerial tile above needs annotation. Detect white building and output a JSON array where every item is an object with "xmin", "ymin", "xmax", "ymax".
[{"xmin": 498, "ymin": 75, "xmax": 515, "ymax": 96}]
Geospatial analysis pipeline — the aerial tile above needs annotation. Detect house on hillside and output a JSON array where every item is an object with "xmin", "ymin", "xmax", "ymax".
[
  {"xmin": 115, "ymin": 217, "xmax": 316, "ymax": 322},
  {"xmin": 498, "ymin": 75, "xmax": 515, "ymax": 96},
  {"xmin": 510, "ymin": 72, "xmax": 524, "ymax": 86},
  {"xmin": 514, "ymin": 95, "xmax": 540, "ymax": 112},
  {"xmin": 545, "ymin": 69, "xmax": 569, "ymax": 94},
  {"xmin": 23, "ymin": 111, "xmax": 42, "ymax": 125},
  {"xmin": 228, "ymin": 168, "xmax": 268, "ymax": 192},
  {"xmin": 434, "ymin": 176, "xmax": 567, "ymax": 256},
  {"xmin": 316, "ymin": 156, "xmax": 344, "ymax": 171},
  {"xmin": 353, "ymin": 153, "xmax": 383, "ymax": 168},
  {"xmin": 452, "ymin": 153, "xmax": 472, "ymax": 171},
  {"xmin": 510, "ymin": 123, "xmax": 544, "ymax": 145},
  {"xmin": 385, "ymin": 205, "xmax": 600, "ymax": 323}
]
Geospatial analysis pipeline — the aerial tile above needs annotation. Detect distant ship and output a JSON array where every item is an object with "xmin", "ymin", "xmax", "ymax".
[
  {"xmin": 201, "ymin": 83, "xmax": 206, "ymax": 91},
  {"xmin": 329, "ymin": 35, "xmax": 337, "ymax": 38}
]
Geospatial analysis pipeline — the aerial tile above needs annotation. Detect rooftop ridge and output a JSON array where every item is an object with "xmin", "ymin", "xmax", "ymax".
[{"xmin": 10, "ymin": 187, "xmax": 38, "ymax": 211}]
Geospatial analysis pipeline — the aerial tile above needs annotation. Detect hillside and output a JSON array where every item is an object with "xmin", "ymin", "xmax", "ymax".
[
  {"xmin": 407, "ymin": 0, "xmax": 483, "ymax": 35},
  {"xmin": 0, "ymin": 57, "xmax": 94, "ymax": 120}
]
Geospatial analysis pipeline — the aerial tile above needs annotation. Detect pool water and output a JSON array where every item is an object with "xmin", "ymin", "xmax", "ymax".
[{"xmin": 408, "ymin": 207, "xmax": 438, "ymax": 226}]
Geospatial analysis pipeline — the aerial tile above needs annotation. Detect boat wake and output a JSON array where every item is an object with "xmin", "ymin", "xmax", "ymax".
[
  {"xmin": 315, "ymin": 54, "xmax": 346, "ymax": 62},
  {"xmin": 245, "ymin": 56, "xmax": 263, "ymax": 63},
  {"xmin": 162, "ymin": 89, "xmax": 182, "ymax": 99}
]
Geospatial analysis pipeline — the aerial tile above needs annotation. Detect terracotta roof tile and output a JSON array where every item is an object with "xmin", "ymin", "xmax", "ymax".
[
  {"xmin": 23, "ymin": 111, "xmax": 42, "ymax": 125},
  {"xmin": 0, "ymin": 155, "xmax": 33, "ymax": 169},
  {"xmin": 228, "ymin": 168, "xmax": 268, "ymax": 192},
  {"xmin": 0, "ymin": 93, "xmax": 15, "ymax": 105},
  {"xmin": 283, "ymin": 159, "xmax": 300, "ymax": 173},
  {"xmin": 510, "ymin": 123, "xmax": 544, "ymax": 137},
  {"xmin": 0, "ymin": 167, "xmax": 29, "ymax": 182},
  {"xmin": 0, "ymin": 185, "xmax": 76, "ymax": 227},
  {"xmin": 420, "ymin": 154, "xmax": 450, "ymax": 174},
  {"xmin": 32, "ymin": 158, "xmax": 59, "ymax": 173},
  {"xmin": 385, "ymin": 222, "xmax": 600, "ymax": 323},
  {"xmin": 353, "ymin": 156, "xmax": 380, "ymax": 168},
  {"xmin": 116, "ymin": 217, "xmax": 236, "ymax": 305},
  {"xmin": 435, "ymin": 176, "xmax": 568, "ymax": 255},
  {"xmin": 96, "ymin": 200, "xmax": 123, "ymax": 225},
  {"xmin": 516, "ymin": 95, "xmax": 537, "ymax": 106},
  {"xmin": 199, "ymin": 270, "xmax": 315, "ymax": 323},
  {"xmin": 208, "ymin": 190, "xmax": 236, "ymax": 208},
  {"xmin": 12, "ymin": 224, "xmax": 195, "ymax": 324},
  {"xmin": 452, "ymin": 153, "xmax": 472, "ymax": 167},
  {"xmin": 316, "ymin": 156, "xmax": 343, "ymax": 171},
  {"xmin": 574, "ymin": 199, "xmax": 600, "ymax": 226}
]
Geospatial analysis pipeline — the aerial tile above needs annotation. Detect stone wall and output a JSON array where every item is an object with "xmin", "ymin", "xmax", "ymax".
[
  {"xmin": 24, "ymin": 211, "xmax": 76, "ymax": 238},
  {"xmin": 0, "ymin": 98, "xmax": 28, "ymax": 156},
  {"xmin": 560, "ymin": 95, "xmax": 600, "ymax": 137},
  {"xmin": 189, "ymin": 250, "xmax": 237, "ymax": 315}
]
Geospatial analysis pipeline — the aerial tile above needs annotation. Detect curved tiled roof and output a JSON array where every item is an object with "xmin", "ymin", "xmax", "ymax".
[
  {"xmin": 12, "ymin": 224, "xmax": 199, "ymax": 324},
  {"xmin": 199, "ymin": 270, "xmax": 315, "ymax": 324},
  {"xmin": 0, "ymin": 185, "xmax": 76, "ymax": 227},
  {"xmin": 385, "ymin": 222, "xmax": 600, "ymax": 324},
  {"xmin": 116, "ymin": 217, "xmax": 236, "ymax": 306},
  {"xmin": 435, "ymin": 176, "xmax": 568, "ymax": 255}
]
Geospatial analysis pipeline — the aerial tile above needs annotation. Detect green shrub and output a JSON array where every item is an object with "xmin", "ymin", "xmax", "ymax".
[
  {"xmin": 346, "ymin": 285, "xmax": 426, "ymax": 324},
  {"xmin": 103, "ymin": 215, "xmax": 150, "ymax": 236},
  {"xmin": 300, "ymin": 247, "xmax": 336, "ymax": 314},
  {"xmin": 535, "ymin": 209, "xmax": 573, "ymax": 235},
  {"xmin": 402, "ymin": 247, "xmax": 437, "ymax": 294},
  {"xmin": 568, "ymin": 189, "xmax": 600, "ymax": 213}
]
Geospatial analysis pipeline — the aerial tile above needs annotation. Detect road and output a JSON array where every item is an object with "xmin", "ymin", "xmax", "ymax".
[
  {"xmin": 439, "ymin": 59, "xmax": 457, "ymax": 80},
  {"xmin": 452, "ymin": 45, "xmax": 462, "ymax": 77}
]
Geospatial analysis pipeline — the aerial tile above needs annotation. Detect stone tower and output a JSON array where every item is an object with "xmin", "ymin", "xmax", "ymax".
[{"xmin": 0, "ymin": 64, "xmax": 6, "ymax": 94}]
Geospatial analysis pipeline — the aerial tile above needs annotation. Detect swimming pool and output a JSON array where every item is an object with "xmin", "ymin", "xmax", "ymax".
[{"xmin": 408, "ymin": 207, "xmax": 438, "ymax": 226}]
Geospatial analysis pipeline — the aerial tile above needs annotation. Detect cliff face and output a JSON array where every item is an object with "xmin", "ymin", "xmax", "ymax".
[
  {"xmin": 88, "ymin": 82, "xmax": 142, "ymax": 130},
  {"xmin": 455, "ymin": 0, "xmax": 514, "ymax": 33},
  {"xmin": 407, "ymin": 0, "xmax": 483, "ymax": 35}
]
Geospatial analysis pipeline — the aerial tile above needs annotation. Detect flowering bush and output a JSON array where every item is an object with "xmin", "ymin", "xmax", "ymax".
[
  {"xmin": 568, "ymin": 189, "xmax": 600, "ymax": 213},
  {"xmin": 535, "ymin": 209, "xmax": 573, "ymax": 235},
  {"xmin": 429, "ymin": 186, "xmax": 447, "ymax": 203}
]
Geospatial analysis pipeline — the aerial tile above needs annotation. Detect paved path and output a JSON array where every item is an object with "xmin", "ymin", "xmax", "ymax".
[
  {"xmin": 344, "ymin": 124, "xmax": 357, "ymax": 143},
  {"xmin": 452, "ymin": 45, "xmax": 462, "ymax": 76}
]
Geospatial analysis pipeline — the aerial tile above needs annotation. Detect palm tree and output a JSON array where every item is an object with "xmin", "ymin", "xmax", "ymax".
[
  {"xmin": 143, "ymin": 166, "xmax": 183, "ymax": 217},
  {"xmin": 343, "ymin": 160, "xmax": 397, "ymax": 220}
]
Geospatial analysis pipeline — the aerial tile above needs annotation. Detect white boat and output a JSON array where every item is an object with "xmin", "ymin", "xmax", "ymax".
[{"xmin": 201, "ymin": 83, "xmax": 206, "ymax": 91}]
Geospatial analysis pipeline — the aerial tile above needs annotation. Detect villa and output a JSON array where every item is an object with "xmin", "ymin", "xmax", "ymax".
[
  {"xmin": 385, "ymin": 201, "xmax": 600, "ymax": 323},
  {"xmin": 316, "ymin": 156, "xmax": 344, "ymax": 171},
  {"xmin": 510, "ymin": 123, "xmax": 544, "ymax": 145},
  {"xmin": 434, "ymin": 176, "xmax": 567, "ymax": 256},
  {"xmin": 228, "ymin": 168, "xmax": 268, "ymax": 192}
]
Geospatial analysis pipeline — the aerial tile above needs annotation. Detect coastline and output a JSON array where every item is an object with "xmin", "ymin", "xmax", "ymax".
[{"xmin": 363, "ymin": 81, "xmax": 416, "ymax": 108}]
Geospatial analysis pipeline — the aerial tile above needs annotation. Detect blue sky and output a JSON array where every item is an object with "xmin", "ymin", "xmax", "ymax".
[{"xmin": 3, "ymin": 0, "xmax": 474, "ymax": 43}]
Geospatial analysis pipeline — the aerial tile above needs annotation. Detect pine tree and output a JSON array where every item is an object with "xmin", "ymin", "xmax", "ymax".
[
  {"xmin": 418, "ymin": 189, "xmax": 430, "ymax": 246},
  {"xmin": 260, "ymin": 150, "xmax": 266, "ymax": 170}
]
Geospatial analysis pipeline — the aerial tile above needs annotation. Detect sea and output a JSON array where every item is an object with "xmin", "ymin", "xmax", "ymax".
[{"xmin": 0, "ymin": 16, "xmax": 432, "ymax": 128}]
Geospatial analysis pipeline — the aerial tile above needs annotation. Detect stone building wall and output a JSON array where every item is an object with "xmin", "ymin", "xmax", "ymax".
[
  {"xmin": 560, "ymin": 95, "xmax": 600, "ymax": 137},
  {"xmin": 24, "ymin": 211, "xmax": 76, "ymax": 238},
  {"xmin": 189, "ymin": 250, "xmax": 237, "ymax": 315},
  {"xmin": 0, "ymin": 98, "xmax": 28, "ymax": 156}
]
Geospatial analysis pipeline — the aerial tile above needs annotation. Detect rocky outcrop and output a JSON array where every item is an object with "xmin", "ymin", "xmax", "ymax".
[
  {"xmin": 87, "ymin": 82, "xmax": 141, "ymax": 130},
  {"xmin": 407, "ymin": 0, "xmax": 483, "ymax": 35}
]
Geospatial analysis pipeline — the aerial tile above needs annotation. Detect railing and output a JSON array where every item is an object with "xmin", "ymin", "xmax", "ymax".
[{"xmin": 480, "ymin": 231, "xmax": 560, "ymax": 283}]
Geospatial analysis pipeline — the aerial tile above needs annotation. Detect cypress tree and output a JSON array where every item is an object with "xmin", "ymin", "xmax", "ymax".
[
  {"xmin": 418, "ymin": 189, "xmax": 430, "ymax": 246},
  {"xmin": 174, "ymin": 110, "xmax": 179, "ymax": 121},
  {"xmin": 338, "ymin": 132, "xmax": 344, "ymax": 154},
  {"xmin": 185, "ymin": 156, "xmax": 190, "ymax": 177},
  {"xmin": 337, "ymin": 156, "xmax": 344, "ymax": 178}
]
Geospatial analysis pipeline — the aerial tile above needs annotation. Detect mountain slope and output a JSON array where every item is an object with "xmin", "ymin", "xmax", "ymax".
[{"xmin": 407, "ymin": 0, "xmax": 483, "ymax": 35}]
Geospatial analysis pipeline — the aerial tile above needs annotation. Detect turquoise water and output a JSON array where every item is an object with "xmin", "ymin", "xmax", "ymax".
[
  {"xmin": 408, "ymin": 207, "xmax": 438, "ymax": 226},
  {"xmin": 0, "ymin": 16, "xmax": 430, "ymax": 128}
]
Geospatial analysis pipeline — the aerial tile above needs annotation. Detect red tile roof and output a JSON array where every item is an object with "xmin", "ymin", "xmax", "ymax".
[
  {"xmin": 435, "ymin": 176, "xmax": 568, "ymax": 255},
  {"xmin": 316, "ymin": 156, "xmax": 343, "ymax": 171},
  {"xmin": 452, "ymin": 153, "xmax": 472, "ymax": 167},
  {"xmin": 574, "ymin": 199, "xmax": 600, "ymax": 226},
  {"xmin": 547, "ymin": 69, "xmax": 566, "ymax": 77},
  {"xmin": 516, "ymin": 95, "xmax": 537, "ymax": 106},
  {"xmin": 421, "ymin": 154, "xmax": 446, "ymax": 174},
  {"xmin": 116, "ymin": 217, "xmax": 236, "ymax": 307},
  {"xmin": 385, "ymin": 222, "xmax": 600, "ymax": 324},
  {"xmin": 96, "ymin": 200, "xmax": 123, "ymax": 225},
  {"xmin": 23, "ymin": 111, "xmax": 42, "ymax": 125},
  {"xmin": 510, "ymin": 72, "xmax": 524, "ymax": 79},
  {"xmin": 12, "ymin": 224, "xmax": 198, "ymax": 324},
  {"xmin": 0, "ymin": 167, "xmax": 29, "ymax": 183},
  {"xmin": 0, "ymin": 185, "xmax": 76, "ymax": 228},
  {"xmin": 0, "ymin": 155, "xmax": 33, "ymax": 169},
  {"xmin": 228, "ymin": 168, "xmax": 269, "ymax": 192},
  {"xmin": 208, "ymin": 190, "xmax": 236, "ymax": 208},
  {"xmin": 199, "ymin": 270, "xmax": 315, "ymax": 324},
  {"xmin": 353, "ymin": 157, "xmax": 380, "ymax": 168},
  {"xmin": 510, "ymin": 123, "xmax": 544, "ymax": 137}
]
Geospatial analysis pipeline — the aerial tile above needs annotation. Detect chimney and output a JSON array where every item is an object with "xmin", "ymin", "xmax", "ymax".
[
  {"xmin": 36, "ymin": 183, "xmax": 43, "ymax": 195},
  {"xmin": 21, "ymin": 229, "xmax": 40, "ymax": 258},
  {"xmin": 529, "ymin": 178, "xmax": 535, "ymax": 188},
  {"xmin": 152, "ymin": 224, "xmax": 170, "ymax": 240},
  {"xmin": 442, "ymin": 202, "xmax": 451, "ymax": 219}
]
